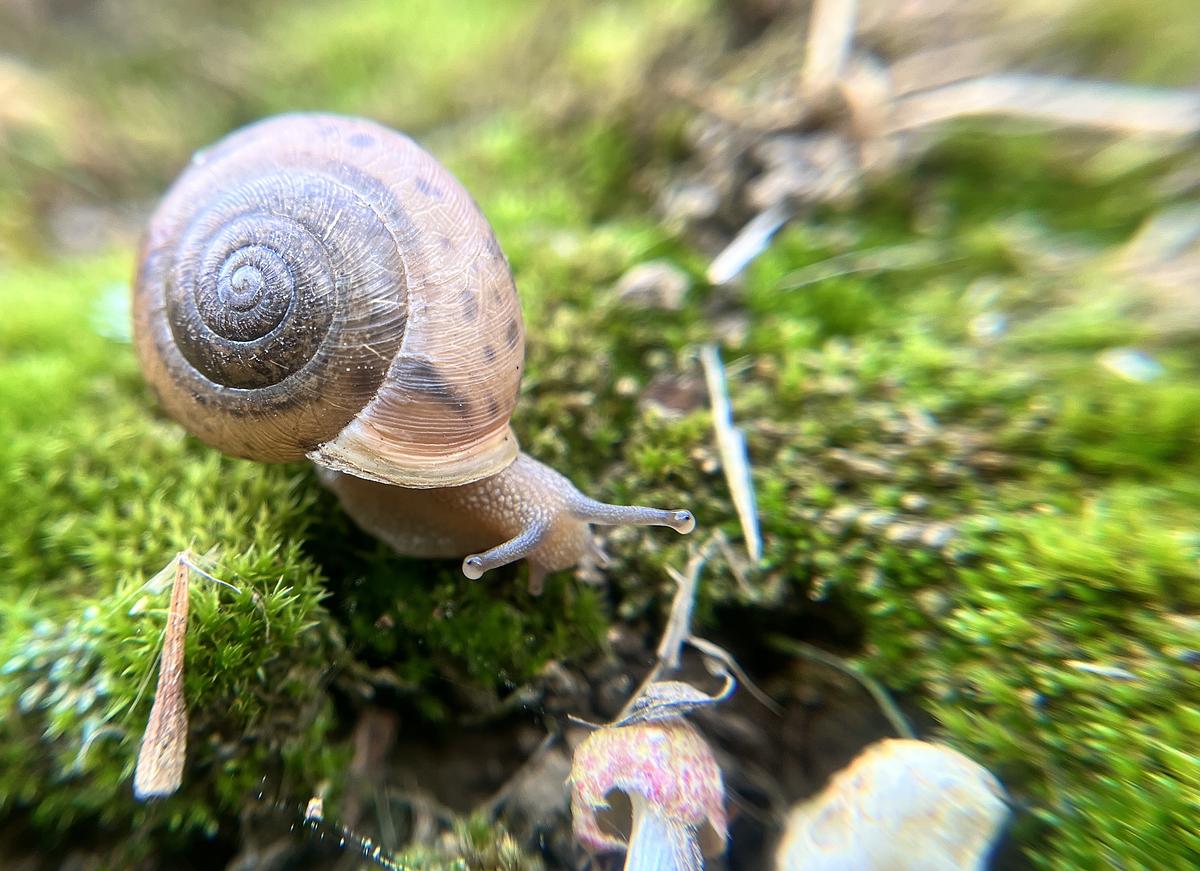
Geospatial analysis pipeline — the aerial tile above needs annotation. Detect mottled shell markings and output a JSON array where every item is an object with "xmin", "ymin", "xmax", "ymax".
[
  {"xmin": 134, "ymin": 112, "xmax": 695, "ymax": 586},
  {"xmin": 134, "ymin": 113, "xmax": 523, "ymax": 488}
]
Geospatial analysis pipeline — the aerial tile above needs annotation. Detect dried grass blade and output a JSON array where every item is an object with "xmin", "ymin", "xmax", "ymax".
[
  {"xmin": 889, "ymin": 73, "xmax": 1200, "ymax": 138},
  {"xmin": 133, "ymin": 554, "xmax": 191, "ymax": 799},
  {"xmin": 700, "ymin": 345, "xmax": 762, "ymax": 562}
]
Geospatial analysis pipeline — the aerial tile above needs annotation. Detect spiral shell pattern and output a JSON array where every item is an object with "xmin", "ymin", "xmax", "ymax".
[{"xmin": 134, "ymin": 114, "xmax": 524, "ymax": 486}]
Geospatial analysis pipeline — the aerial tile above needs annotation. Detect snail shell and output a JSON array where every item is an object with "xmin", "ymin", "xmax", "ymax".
[
  {"xmin": 134, "ymin": 113, "xmax": 524, "ymax": 488},
  {"xmin": 135, "ymin": 112, "xmax": 696, "ymax": 586}
]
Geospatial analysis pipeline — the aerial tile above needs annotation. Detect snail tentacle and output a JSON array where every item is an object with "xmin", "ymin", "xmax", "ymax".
[
  {"xmin": 463, "ymin": 519, "xmax": 553, "ymax": 581},
  {"xmin": 566, "ymin": 495, "xmax": 697, "ymax": 535}
]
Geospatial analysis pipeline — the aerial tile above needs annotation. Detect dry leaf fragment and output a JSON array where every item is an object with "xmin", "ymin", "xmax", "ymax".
[
  {"xmin": 133, "ymin": 550, "xmax": 238, "ymax": 800},
  {"xmin": 133, "ymin": 553, "xmax": 191, "ymax": 800}
]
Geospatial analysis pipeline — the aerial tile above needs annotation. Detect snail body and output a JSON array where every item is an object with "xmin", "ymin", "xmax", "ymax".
[{"xmin": 134, "ymin": 113, "xmax": 693, "ymax": 587}]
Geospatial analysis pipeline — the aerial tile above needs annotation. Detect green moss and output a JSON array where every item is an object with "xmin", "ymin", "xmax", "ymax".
[
  {"xmin": 727, "ymin": 188, "xmax": 1199, "ymax": 867},
  {"xmin": 1049, "ymin": 0, "xmax": 1200, "ymax": 86},
  {"xmin": 0, "ymin": 258, "xmax": 343, "ymax": 848},
  {"xmin": 0, "ymin": 255, "xmax": 605, "ymax": 863},
  {"xmin": 383, "ymin": 816, "xmax": 542, "ymax": 870},
  {"xmin": 246, "ymin": 0, "xmax": 547, "ymax": 124},
  {"xmin": 3, "ymin": 2, "xmax": 1200, "ymax": 868},
  {"xmin": 911, "ymin": 497, "xmax": 1200, "ymax": 869},
  {"xmin": 620, "ymin": 124, "xmax": 1197, "ymax": 867}
]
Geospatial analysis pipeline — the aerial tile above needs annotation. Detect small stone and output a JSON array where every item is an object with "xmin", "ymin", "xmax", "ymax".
[
  {"xmin": 822, "ymin": 504, "xmax": 860, "ymax": 532},
  {"xmin": 639, "ymin": 371, "xmax": 707, "ymax": 418},
  {"xmin": 540, "ymin": 660, "xmax": 584, "ymax": 699},
  {"xmin": 613, "ymin": 260, "xmax": 691, "ymax": 310},
  {"xmin": 711, "ymin": 311, "xmax": 751, "ymax": 345},
  {"xmin": 914, "ymin": 589, "xmax": 951, "ymax": 618},
  {"xmin": 659, "ymin": 180, "xmax": 722, "ymax": 231},
  {"xmin": 303, "ymin": 795, "xmax": 324, "ymax": 823},
  {"xmin": 827, "ymin": 448, "xmax": 892, "ymax": 480},
  {"xmin": 596, "ymin": 673, "xmax": 635, "ymax": 719},
  {"xmin": 614, "ymin": 376, "xmax": 640, "ymax": 397},
  {"xmin": 605, "ymin": 624, "xmax": 645, "ymax": 658},
  {"xmin": 776, "ymin": 740, "xmax": 1008, "ymax": 871},
  {"xmin": 884, "ymin": 523, "xmax": 925, "ymax": 545},
  {"xmin": 920, "ymin": 522, "xmax": 957, "ymax": 549},
  {"xmin": 856, "ymin": 510, "xmax": 895, "ymax": 531},
  {"xmin": 970, "ymin": 451, "xmax": 1013, "ymax": 472},
  {"xmin": 748, "ymin": 132, "xmax": 861, "ymax": 210},
  {"xmin": 900, "ymin": 493, "xmax": 929, "ymax": 512}
]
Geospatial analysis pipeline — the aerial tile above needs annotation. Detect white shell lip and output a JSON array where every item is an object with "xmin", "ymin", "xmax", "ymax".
[{"xmin": 309, "ymin": 422, "xmax": 520, "ymax": 489}]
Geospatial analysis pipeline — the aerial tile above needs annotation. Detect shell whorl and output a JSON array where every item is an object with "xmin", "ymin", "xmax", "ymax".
[{"xmin": 134, "ymin": 113, "xmax": 524, "ymax": 487}]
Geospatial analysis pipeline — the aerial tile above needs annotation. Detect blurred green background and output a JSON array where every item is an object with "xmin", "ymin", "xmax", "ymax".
[{"xmin": 1, "ymin": 0, "xmax": 1198, "ymax": 868}]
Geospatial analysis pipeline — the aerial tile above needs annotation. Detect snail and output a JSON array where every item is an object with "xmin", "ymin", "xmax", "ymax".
[{"xmin": 133, "ymin": 113, "xmax": 695, "ymax": 592}]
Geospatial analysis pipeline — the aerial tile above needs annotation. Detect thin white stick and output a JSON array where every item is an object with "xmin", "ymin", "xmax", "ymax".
[
  {"xmin": 707, "ymin": 203, "xmax": 792, "ymax": 286},
  {"xmin": 700, "ymin": 345, "xmax": 762, "ymax": 563},
  {"xmin": 659, "ymin": 542, "xmax": 714, "ymax": 669},
  {"xmin": 801, "ymin": 0, "xmax": 859, "ymax": 102},
  {"xmin": 889, "ymin": 73, "xmax": 1200, "ymax": 138}
]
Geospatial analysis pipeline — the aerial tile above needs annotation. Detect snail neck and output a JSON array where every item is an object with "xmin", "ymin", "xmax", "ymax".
[{"xmin": 316, "ymin": 451, "xmax": 693, "ymax": 592}]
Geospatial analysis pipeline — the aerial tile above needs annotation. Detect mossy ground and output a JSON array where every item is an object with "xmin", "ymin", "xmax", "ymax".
[{"xmin": 1, "ymin": 1, "xmax": 1198, "ymax": 869}]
